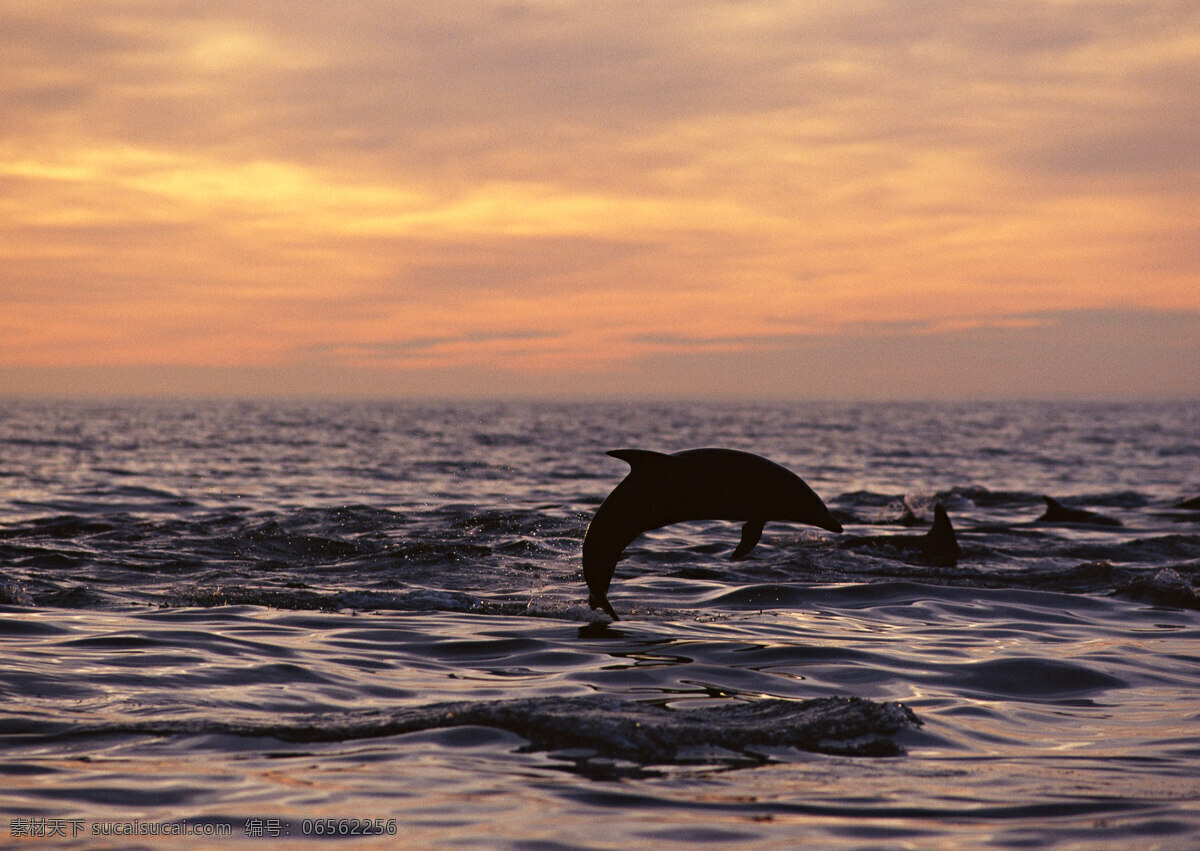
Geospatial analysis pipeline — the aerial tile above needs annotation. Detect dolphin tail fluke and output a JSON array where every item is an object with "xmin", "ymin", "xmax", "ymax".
[{"xmin": 731, "ymin": 519, "xmax": 764, "ymax": 560}]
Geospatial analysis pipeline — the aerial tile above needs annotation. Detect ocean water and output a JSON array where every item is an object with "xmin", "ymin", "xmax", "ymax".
[{"xmin": 1, "ymin": 399, "xmax": 1198, "ymax": 848}]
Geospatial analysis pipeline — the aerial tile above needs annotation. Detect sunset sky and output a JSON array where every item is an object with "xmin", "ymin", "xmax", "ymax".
[{"xmin": 2, "ymin": 1, "xmax": 1198, "ymax": 399}]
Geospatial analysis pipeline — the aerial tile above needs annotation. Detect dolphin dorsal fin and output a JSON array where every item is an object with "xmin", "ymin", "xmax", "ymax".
[
  {"xmin": 606, "ymin": 449, "xmax": 673, "ymax": 471},
  {"xmin": 925, "ymin": 504, "xmax": 961, "ymax": 557}
]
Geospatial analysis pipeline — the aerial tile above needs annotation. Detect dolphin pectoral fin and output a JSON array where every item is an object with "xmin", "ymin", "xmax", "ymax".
[{"xmin": 731, "ymin": 519, "xmax": 764, "ymax": 560}]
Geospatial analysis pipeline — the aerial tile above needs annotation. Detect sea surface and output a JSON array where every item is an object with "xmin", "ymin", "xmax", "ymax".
[{"xmin": 1, "ymin": 399, "xmax": 1198, "ymax": 848}]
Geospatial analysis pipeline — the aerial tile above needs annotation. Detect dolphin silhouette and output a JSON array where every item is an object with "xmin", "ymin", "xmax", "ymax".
[
  {"xmin": 1037, "ymin": 496, "xmax": 1121, "ymax": 527},
  {"xmin": 582, "ymin": 448, "xmax": 842, "ymax": 619},
  {"xmin": 839, "ymin": 503, "xmax": 962, "ymax": 566}
]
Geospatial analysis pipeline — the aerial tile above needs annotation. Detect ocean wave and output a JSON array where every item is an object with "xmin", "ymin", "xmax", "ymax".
[
  {"xmin": 15, "ymin": 695, "xmax": 920, "ymax": 763},
  {"xmin": 161, "ymin": 585, "xmax": 607, "ymax": 622}
]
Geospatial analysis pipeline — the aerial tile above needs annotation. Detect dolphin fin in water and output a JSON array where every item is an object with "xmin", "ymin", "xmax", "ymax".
[
  {"xmin": 1038, "ymin": 496, "xmax": 1121, "ymax": 527},
  {"xmin": 839, "ymin": 503, "xmax": 961, "ymax": 566},
  {"xmin": 923, "ymin": 504, "xmax": 962, "ymax": 562},
  {"xmin": 582, "ymin": 448, "xmax": 841, "ymax": 620}
]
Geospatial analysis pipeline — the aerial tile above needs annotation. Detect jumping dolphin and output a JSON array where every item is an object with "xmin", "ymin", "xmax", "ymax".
[
  {"xmin": 582, "ymin": 448, "xmax": 842, "ymax": 619},
  {"xmin": 839, "ymin": 504, "xmax": 962, "ymax": 566},
  {"xmin": 1037, "ymin": 496, "xmax": 1122, "ymax": 527}
]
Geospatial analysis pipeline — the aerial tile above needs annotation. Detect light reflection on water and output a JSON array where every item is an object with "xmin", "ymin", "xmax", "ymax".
[
  {"xmin": 0, "ymin": 400, "xmax": 1198, "ymax": 846},
  {"xmin": 2, "ymin": 594, "xmax": 1198, "ymax": 846}
]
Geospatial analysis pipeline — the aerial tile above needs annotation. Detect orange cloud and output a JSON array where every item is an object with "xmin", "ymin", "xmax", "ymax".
[{"xmin": 1, "ymin": 2, "xmax": 1197, "ymax": 397}]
